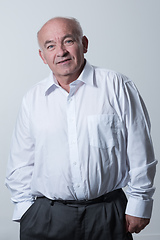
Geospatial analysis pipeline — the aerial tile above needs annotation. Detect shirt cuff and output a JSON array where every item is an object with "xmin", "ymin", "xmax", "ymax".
[
  {"xmin": 125, "ymin": 196, "xmax": 153, "ymax": 219},
  {"xmin": 12, "ymin": 201, "xmax": 34, "ymax": 222}
]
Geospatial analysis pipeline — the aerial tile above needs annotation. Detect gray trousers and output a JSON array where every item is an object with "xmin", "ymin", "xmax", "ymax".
[{"xmin": 20, "ymin": 189, "xmax": 133, "ymax": 240}]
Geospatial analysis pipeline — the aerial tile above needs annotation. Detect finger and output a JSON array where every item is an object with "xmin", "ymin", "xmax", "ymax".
[
  {"xmin": 125, "ymin": 221, "xmax": 129, "ymax": 232},
  {"xmin": 128, "ymin": 225, "xmax": 140, "ymax": 234},
  {"xmin": 127, "ymin": 225, "xmax": 135, "ymax": 233}
]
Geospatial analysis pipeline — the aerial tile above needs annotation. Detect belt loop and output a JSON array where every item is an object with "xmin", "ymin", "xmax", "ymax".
[{"xmin": 51, "ymin": 200, "xmax": 54, "ymax": 206}]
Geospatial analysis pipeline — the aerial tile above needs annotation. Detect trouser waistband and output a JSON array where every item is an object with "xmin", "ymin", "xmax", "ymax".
[{"xmin": 38, "ymin": 188, "xmax": 123, "ymax": 206}]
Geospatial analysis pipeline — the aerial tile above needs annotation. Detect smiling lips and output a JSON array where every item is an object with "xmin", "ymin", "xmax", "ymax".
[{"xmin": 57, "ymin": 58, "xmax": 72, "ymax": 65}]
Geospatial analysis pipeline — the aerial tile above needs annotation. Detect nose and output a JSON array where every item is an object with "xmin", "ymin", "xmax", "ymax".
[{"xmin": 56, "ymin": 43, "xmax": 68, "ymax": 57}]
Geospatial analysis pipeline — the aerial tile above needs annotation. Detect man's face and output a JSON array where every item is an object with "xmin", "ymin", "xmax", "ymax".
[{"xmin": 38, "ymin": 19, "xmax": 88, "ymax": 83}]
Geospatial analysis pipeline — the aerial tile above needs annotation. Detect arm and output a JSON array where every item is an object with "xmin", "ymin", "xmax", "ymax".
[
  {"xmin": 5, "ymin": 95, "xmax": 35, "ymax": 221},
  {"xmin": 116, "ymin": 76, "xmax": 157, "ymax": 229}
]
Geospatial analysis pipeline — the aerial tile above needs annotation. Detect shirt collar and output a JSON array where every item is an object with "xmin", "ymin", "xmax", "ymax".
[
  {"xmin": 76, "ymin": 60, "xmax": 94, "ymax": 86},
  {"xmin": 45, "ymin": 60, "xmax": 95, "ymax": 95}
]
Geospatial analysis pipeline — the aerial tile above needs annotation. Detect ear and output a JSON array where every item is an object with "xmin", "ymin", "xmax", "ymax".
[
  {"xmin": 82, "ymin": 36, "xmax": 88, "ymax": 53},
  {"xmin": 39, "ymin": 49, "xmax": 47, "ymax": 64}
]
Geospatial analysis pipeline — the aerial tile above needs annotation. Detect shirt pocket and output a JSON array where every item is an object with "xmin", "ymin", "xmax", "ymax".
[{"xmin": 87, "ymin": 114, "xmax": 119, "ymax": 149}]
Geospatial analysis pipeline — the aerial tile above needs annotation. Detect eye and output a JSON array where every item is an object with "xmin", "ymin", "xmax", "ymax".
[
  {"xmin": 64, "ymin": 38, "xmax": 74, "ymax": 46},
  {"xmin": 47, "ymin": 45, "xmax": 56, "ymax": 50}
]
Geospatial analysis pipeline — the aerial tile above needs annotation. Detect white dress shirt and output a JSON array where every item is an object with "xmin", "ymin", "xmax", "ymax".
[{"xmin": 6, "ymin": 61, "xmax": 157, "ymax": 221}]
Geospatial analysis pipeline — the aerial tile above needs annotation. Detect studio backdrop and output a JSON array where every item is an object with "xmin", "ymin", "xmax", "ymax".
[{"xmin": 0, "ymin": 1, "xmax": 159, "ymax": 239}]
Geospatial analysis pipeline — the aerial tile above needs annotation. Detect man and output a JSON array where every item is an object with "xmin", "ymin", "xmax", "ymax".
[{"xmin": 6, "ymin": 17, "xmax": 157, "ymax": 240}]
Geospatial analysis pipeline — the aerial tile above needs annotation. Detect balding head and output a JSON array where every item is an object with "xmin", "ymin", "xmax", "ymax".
[{"xmin": 37, "ymin": 17, "xmax": 83, "ymax": 49}]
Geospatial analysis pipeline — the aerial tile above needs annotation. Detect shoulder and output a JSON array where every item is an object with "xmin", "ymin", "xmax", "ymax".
[
  {"xmin": 27, "ymin": 78, "xmax": 49, "ymax": 95},
  {"xmin": 92, "ymin": 65, "xmax": 132, "ymax": 91},
  {"xmin": 18, "ymin": 75, "xmax": 51, "ymax": 112},
  {"xmin": 23, "ymin": 75, "xmax": 51, "ymax": 101}
]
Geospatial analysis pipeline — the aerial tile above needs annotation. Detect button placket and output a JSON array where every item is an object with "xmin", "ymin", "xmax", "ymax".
[{"xmin": 67, "ymin": 95, "xmax": 85, "ymax": 199}]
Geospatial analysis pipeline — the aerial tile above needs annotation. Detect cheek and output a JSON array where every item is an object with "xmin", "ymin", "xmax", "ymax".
[
  {"xmin": 44, "ymin": 52, "xmax": 56, "ymax": 63},
  {"xmin": 72, "ymin": 48, "xmax": 83, "ymax": 62},
  {"xmin": 76, "ymin": 50, "xmax": 84, "ymax": 63},
  {"xmin": 47, "ymin": 56, "xmax": 55, "ymax": 67},
  {"xmin": 70, "ymin": 46, "xmax": 81, "ymax": 58}
]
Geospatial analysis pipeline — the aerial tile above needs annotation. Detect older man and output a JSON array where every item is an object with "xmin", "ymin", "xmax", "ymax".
[{"xmin": 6, "ymin": 17, "xmax": 157, "ymax": 240}]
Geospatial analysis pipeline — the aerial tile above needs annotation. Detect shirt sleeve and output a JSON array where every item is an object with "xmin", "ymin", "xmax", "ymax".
[
  {"xmin": 118, "ymin": 76, "xmax": 157, "ymax": 218},
  {"xmin": 5, "ymin": 94, "xmax": 35, "ymax": 221}
]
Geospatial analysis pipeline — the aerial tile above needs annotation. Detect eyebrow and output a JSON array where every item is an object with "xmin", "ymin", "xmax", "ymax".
[{"xmin": 44, "ymin": 34, "xmax": 76, "ymax": 48}]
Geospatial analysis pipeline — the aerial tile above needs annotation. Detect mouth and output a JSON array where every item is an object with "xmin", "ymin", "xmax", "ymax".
[{"xmin": 57, "ymin": 58, "xmax": 72, "ymax": 65}]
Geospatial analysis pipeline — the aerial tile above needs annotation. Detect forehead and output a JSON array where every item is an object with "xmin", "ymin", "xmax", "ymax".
[{"xmin": 39, "ymin": 19, "xmax": 76, "ymax": 43}]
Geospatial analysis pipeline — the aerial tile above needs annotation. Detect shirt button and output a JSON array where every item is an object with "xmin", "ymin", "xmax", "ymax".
[{"xmin": 73, "ymin": 162, "xmax": 77, "ymax": 165}]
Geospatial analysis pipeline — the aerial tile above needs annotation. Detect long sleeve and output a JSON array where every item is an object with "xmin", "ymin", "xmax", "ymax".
[
  {"xmin": 118, "ymin": 78, "xmax": 157, "ymax": 218},
  {"xmin": 5, "ymin": 95, "xmax": 35, "ymax": 221}
]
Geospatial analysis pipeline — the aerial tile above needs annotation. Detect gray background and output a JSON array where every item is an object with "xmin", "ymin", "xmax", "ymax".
[{"xmin": 0, "ymin": 0, "xmax": 159, "ymax": 239}]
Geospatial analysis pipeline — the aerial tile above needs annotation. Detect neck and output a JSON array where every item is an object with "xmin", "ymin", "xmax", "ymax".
[
  {"xmin": 58, "ymin": 80, "xmax": 70, "ymax": 93},
  {"xmin": 55, "ymin": 59, "xmax": 86, "ymax": 93}
]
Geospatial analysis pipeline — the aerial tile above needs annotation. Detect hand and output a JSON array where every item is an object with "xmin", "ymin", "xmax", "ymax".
[{"xmin": 125, "ymin": 215, "xmax": 150, "ymax": 234}]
